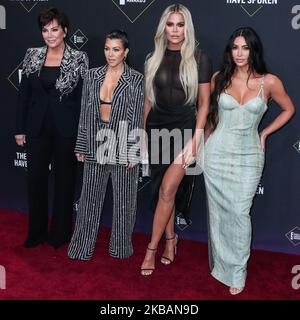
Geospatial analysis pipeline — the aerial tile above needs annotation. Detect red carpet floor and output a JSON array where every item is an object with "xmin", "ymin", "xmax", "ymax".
[{"xmin": 0, "ymin": 210, "xmax": 299, "ymax": 300}]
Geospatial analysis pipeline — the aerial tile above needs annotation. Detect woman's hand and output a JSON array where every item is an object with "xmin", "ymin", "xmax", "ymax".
[
  {"xmin": 178, "ymin": 138, "xmax": 197, "ymax": 169},
  {"xmin": 127, "ymin": 162, "xmax": 138, "ymax": 169},
  {"xmin": 259, "ymin": 130, "xmax": 268, "ymax": 152},
  {"xmin": 75, "ymin": 153, "xmax": 85, "ymax": 162},
  {"xmin": 15, "ymin": 134, "xmax": 26, "ymax": 147}
]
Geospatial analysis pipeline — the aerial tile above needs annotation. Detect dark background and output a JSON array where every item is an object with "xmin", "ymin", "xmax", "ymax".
[{"xmin": 0, "ymin": 0, "xmax": 299, "ymax": 255}]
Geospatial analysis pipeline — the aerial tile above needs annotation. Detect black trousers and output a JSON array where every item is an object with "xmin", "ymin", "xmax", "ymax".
[{"xmin": 25, "ymin": 114, "xmax": 77, "ymax": 248}]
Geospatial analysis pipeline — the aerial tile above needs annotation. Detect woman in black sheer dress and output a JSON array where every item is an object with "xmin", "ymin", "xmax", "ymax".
[{"xmin": 140, "ymin": 4, "xmax": 212, "ymax": 276}]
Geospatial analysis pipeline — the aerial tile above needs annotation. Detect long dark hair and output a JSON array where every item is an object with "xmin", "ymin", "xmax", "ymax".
[{"xmin": 208, "ymin": 27, "xmax": 269, "ymax": 131}]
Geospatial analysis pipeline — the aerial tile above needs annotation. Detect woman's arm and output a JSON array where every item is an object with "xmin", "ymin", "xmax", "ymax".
[
  {"xmin": 180, "ymin": 82, "xmax": 211, "ymax": 168},
  {"xmin": 204, "ymin": 71, "xmax": 219, "ymax": 141},
  {"xmin": 15, "ymin": 49, "xmax": 32, "ymax": 146},
  {"xmin": 80, "ymin": 52, "xmax": 89, "ymax": 78},
  {"xmin": 195, "ymin": 82, "xmax": 211, "ymax": 135},
  {"xmin": 177, "ymin": 82, "xmax": 211, "ymax": 169},
  {"xmin": 143, "ymin": 98, "xmax": 152, "ymax": 130},
  {"xmin": 260, "ymin": 74, "xmax": 295, "ymax": 150},
  {"xmin": 127, "ymin": 76, "xmax": 145, "ymax": 166},
  {"xmin": 75, "ymin": 72, "xmax": 90, "ymax": 161}
]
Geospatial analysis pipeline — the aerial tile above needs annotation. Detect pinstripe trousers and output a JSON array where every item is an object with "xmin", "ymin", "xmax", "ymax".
[{"xmin": 68, "ymin": 162, "xmax": 139, "ymax": 260}]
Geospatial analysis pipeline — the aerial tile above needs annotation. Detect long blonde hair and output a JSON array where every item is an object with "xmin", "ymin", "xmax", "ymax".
[{"xmin": 145, "ymin": 4, "xmax": 198, "ymax": 106}]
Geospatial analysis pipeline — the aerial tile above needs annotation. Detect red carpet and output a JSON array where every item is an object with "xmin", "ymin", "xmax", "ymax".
[{"xmin": 0, "ymin": 210, "xmax": 299, "ymax": 300}]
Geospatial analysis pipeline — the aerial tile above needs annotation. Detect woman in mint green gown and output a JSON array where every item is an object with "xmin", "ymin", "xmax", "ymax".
[{"xmin": 204, "ymin": 27, "xmax": 295, "ymax": 295}]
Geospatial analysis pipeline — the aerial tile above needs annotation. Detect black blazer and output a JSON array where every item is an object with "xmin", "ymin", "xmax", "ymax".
[
  {"xmin": 15, "ymin": 44, "xmax": 89, "ymax": 138},
  {"xmin": 75, "ymin": 63, "xmax": 144, "ymax": 164}
]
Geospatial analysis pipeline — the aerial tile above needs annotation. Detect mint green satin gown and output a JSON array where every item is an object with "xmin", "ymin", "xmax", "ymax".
[{"xmin": 204, "ymin": 79, "xmax": 267, "ymax": 288}]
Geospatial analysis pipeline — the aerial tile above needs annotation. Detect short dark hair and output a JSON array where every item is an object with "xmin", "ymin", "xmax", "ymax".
[
  {"xmin": 105, "ymin": 29, "xmax": 129, "ymax": 49},
  {"xmin": 38, "ymin": 7, "xmax": 69, "ymax": 33}
]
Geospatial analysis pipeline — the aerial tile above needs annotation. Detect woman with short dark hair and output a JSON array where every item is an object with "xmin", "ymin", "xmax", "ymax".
[
  {"xmin": 37, "ymin": 7, "xmax": 69, "ymax": 33},
  {"xmin": 15, "ymin": 7, "xmax": 89, "ymax": 249}
]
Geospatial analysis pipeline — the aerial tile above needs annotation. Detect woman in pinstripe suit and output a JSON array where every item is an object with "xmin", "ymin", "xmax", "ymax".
[{"xmin": 68, "ymin": 30, "xmax": 144, "ymax": 260}]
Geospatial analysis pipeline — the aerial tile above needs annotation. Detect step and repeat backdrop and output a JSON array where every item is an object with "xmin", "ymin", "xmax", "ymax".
[{"xmin": 0, "ymin": 0, "xmax": 299, "ymax": 255}]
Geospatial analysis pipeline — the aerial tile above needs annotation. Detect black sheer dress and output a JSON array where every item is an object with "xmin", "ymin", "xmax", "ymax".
[{"xmin": 146, "ymin": 48, "xmax": 212, "ymax": 222}]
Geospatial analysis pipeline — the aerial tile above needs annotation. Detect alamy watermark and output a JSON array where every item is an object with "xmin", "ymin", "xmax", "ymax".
[
  {"xmin": 291, "ymin": 5, "xmax": 300, "ymax": 30},
  {"xmin": 95, "ymin": 122, "xmax": 204, "ymax": 175},
  {"xmin": 0, "ymin": 265, "xmax": 6, "ymax": 290},
  {"xmin": 0, "ymin": 5, "xmax": 6, "ymax": 30},
  {"xmin": 291, "ymin": 265, "xmax": 300, "ymax": 290}
]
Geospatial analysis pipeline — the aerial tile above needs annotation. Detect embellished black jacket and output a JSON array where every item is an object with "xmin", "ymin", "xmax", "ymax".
[{"xmin": 15, "ymin": 44, "xmax": 89, "ymax": 137}]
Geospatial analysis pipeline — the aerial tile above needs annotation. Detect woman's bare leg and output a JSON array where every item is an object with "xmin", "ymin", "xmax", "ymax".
[
  {"xmin": 141, "ymin": 162, "xmax": 185, "ymax": 275},
  {"xmin": 161, "ymin": 206, "xmax": 178, "ymax": 264}
]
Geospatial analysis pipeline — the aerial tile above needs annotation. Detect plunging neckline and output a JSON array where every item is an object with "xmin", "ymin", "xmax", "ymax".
[
  {"xmin": 222, "ymin": 92, "xmax": 267, "ymax": 108},
  {"xmin": 223, "ymin": 75, "xmax": 268, "ymax": 107}
]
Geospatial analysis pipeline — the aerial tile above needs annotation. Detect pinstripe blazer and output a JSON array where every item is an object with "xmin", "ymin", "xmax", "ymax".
[{"xmin": 75, "ymin": 63, "xmax": 144, "ymax": 164}]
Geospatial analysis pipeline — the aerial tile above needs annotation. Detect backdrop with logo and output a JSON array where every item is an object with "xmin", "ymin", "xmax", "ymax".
[{"xmin": 0, "ymin": 0, "xmax": 299, "ymax": 255}]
